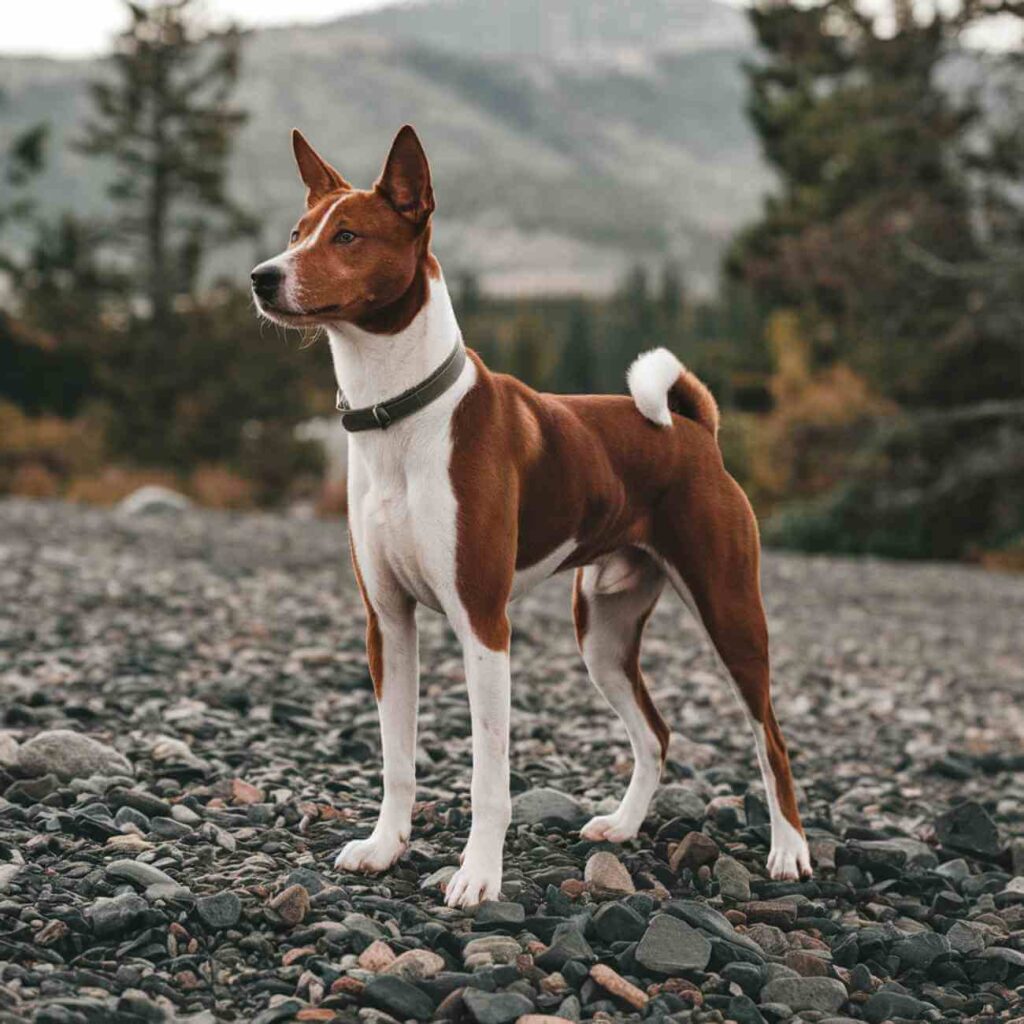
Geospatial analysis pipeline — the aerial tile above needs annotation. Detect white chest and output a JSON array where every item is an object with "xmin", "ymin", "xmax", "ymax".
[{"xmin": 347, "ymin": 413, "xmax": 461, "ymax": 615}]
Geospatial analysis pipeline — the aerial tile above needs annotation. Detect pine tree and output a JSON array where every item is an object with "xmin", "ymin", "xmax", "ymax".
[
  {"xmin": 729, "ymin": 0, "xmax": 1024, "ymax": 407},
  {"xmin": 78, "ymin": 0, "xmax": 252, "ymax": 329},
  {"xmin": 558, "ymin": 300, "xmax": 596, "ymax": 394}
]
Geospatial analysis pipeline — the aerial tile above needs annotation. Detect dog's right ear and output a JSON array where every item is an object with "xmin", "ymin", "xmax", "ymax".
[{"xmin": 292, "ymin": 129, "xmax": 351, "ymax": 207}]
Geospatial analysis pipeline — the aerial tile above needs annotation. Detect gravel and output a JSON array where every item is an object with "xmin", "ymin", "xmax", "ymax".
[{"xmin": 0, "ymin": 498, "xmax": 1022, "ymax": 1022}]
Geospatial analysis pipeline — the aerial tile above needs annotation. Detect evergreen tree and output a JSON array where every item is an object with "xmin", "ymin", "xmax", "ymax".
[
  {"xmin": 558, "ymin": 300, "xmax": 596, "ymax": 394},
  {"xmin": 729, "ymin": 0, "xmax": 1024, "ymax": 407},
  {"xmin": 657, "ymin": 260, "xmax": 685, "ymax": 329},
  {"xmin": 78, "ymin": 0, "xmax": 253, "ymax": 329}
]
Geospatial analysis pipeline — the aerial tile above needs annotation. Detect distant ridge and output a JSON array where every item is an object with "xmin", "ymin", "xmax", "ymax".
[{"xmin": 0, "ymin": 0, "xmax": 767, "ymax": 295}]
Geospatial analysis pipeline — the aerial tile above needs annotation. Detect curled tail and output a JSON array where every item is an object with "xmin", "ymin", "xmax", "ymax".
[{"xmin": 627, "ymin": 347, "xmax": 719, "ymax": 439}]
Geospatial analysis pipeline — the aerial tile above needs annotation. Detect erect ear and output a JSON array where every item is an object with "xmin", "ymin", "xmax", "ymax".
[
  {"xmin": 374, "ymin": 125, "xmax": 435, "ymax": 225},
  {"xmin": 292, "ymin": 129, "xmax": 351, "ymax": 208}
]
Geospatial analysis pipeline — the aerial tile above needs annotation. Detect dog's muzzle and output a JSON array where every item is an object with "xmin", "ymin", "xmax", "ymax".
[{"xmin": 251, "ymin": 265, "xmax": 282, "ymax": 302}]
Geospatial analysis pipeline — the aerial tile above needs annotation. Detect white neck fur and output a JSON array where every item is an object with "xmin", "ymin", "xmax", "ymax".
[{"xmin": 325, "ymin": 273, "xmax": 461, "ymax": 410}]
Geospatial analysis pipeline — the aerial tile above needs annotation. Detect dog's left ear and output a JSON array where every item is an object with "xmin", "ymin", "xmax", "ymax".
[{"xmin": 375, "ymin": 125, "xmax": 435, "ymax": 225}]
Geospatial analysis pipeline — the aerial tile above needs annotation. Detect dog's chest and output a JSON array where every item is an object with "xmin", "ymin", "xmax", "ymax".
[{"xmin": 348, "ymin": 428, "xmax": 458, "ymax": 613}]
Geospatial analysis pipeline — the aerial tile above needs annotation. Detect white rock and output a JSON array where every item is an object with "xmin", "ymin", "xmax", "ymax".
[{"xmin": 118, "ymin": 485, "xmax": 191, "ymax": 516}]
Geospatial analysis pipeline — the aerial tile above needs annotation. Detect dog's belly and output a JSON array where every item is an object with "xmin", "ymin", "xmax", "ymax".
[{"xmin": 510, "ymin": 538, "xmax": 577, "ymax": 600}]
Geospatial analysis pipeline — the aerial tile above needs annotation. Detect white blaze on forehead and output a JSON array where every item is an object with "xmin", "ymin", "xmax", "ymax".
[{"xmin": 298, "ymin": 194, "xmax": 350, "ymax": 250}]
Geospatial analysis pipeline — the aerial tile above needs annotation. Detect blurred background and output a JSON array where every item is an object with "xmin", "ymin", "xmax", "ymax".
[{"xmin": 0, "ymin": 0, "xmax": 1021, "ymax": 564}]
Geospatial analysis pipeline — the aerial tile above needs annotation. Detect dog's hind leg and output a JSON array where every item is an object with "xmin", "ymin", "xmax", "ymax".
[
  {"xmin": 573, "ymin": 549, "xmax": 669, "ymax": 842},
  {"xmin": 652, "ymin": 478, "xmax": 811, "ymax": 880}
]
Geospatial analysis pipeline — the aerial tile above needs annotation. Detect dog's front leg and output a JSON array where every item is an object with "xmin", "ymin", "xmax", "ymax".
[
  {"xmin": 335, "ymin": 594, "xmax": 419, "ymax": 874},
  {"xmin": 444, "ymin": 625, "xmax": 512, "ymax": 908}
]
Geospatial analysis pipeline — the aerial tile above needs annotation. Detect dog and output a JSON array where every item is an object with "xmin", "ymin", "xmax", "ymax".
[{"xmin": 251, "ymin": 125, "xmax": 811, "ymax": 907}]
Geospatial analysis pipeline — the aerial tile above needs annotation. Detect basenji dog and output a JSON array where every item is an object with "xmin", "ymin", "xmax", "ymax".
[{"xmin": 251, "ymin": 125, "xmax": 811, "ymax": 907}]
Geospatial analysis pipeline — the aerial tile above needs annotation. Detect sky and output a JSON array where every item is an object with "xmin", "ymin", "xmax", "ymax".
[
  {"xmin": 0, "ymin": 0, "xmax": 396, "ymax": 58},
  {"xmin": 1, "ymin": 0, "xmax": 1018, "ymax": 57}
]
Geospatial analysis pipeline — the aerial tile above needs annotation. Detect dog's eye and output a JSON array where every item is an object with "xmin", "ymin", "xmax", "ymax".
[
  {"xmin": 334, "ymin": 230, "xmax": 356, "ymax": 245},
  {"xmin": 289, "ymin": 229, "xmax": 300, "ymax": 244}
]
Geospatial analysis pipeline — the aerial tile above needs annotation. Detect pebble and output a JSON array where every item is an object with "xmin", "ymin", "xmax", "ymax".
[
  {"xmin": 511, "ymin": 788, "xmax": 587, "ymax": 828},
  {"xmin": 714, "ymin": 854, "xmax": 752, "ymax": 900},
  {"xmin": 583, "ymin": 851, "xmax": 634, "ymax": 896},
  {"xmin": 862, "ymin": 990, "xmax": 931, "ymax": 1023},
  {"xmin": 105, "ymin": 859, "xmax": 178, "ymax": 889},
  {"xmin": 1, "ymin": 502, "xmax": 1021, "ymax": 1023},
  {"xmin": 760, "ymin": 977, "xmax": 847, "ymax": 1013},
  {"xmin": 17, "ymin": 729, "xmax": 133, "ymax": 781},
  {"xmin": 195, "ymin": 891, "xmax": 242, "ymax": 930},
  {"xmin": 934, "ymin": 801, "xmax": 1003, "ymax": 857},
  {"xmin": 462, "ymin": 989, "xmax": 534, "ymax": 1023},
  {"xmin": 269, "ymin": 883, "xmax": 310, "ymax": 926},
  {"xmin": 589, "ymin": 964, "xmax": 648, "ymax": 1009},
  {"xmin": 635, "ymin": 913, "xmax": 711, "ymax": 973},
  {"xmin": 669, "ymin": 831, "xmax": 719, "ymax": 872},
  {"xmin": 363, "ymin": 975, "xmax": 435, "ymax": 1021}
]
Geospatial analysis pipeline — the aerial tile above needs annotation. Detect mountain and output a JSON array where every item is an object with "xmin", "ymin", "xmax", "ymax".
[{"xmin": 0, "ymin": 0, "xmax": 768, "ymax": 295}]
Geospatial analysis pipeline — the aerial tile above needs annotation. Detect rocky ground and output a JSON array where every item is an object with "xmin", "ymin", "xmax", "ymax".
[{"xmin": 0, "ymin": 498, "xmax": 1022, "ymax": 1024}]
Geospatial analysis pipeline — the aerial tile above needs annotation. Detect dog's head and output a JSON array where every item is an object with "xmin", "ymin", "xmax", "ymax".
[{"xmin": 251, "ymin": 125, "xmax": 436, "ymax": 332}]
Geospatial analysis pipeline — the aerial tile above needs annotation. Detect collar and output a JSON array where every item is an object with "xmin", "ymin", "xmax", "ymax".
[{"xmin": 335, "ymin": 340, "xmax": 467, "ymax": 432}]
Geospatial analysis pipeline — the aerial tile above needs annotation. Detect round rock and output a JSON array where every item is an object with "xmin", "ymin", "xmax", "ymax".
[{"xmin": 18, "ymin": 729, "xmax": 133, "ymax": 782}]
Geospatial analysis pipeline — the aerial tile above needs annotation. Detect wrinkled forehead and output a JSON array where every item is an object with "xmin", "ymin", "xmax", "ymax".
[{"xmin": 293, "ymin": 189, "xmax": 410, "ymax": 241}]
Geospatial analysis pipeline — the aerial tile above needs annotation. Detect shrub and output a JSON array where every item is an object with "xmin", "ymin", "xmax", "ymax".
[{"xmin": 189, "ymin": 464, "xmax": 255, "ymax": 509}]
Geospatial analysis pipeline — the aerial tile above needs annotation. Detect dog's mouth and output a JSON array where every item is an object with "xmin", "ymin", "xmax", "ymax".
[{"xmin": 255, "ymin": 296, "xmax": 344, "ymax": 324}]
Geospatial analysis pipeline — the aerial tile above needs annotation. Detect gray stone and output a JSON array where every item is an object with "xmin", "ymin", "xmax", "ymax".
[
  {"xmin": 149, "ymin": 816, "xmax": 193, "ymax": 839},
  {"xmin": 0, "ymin": 733, "xmax": 18, "ymax": 770},
  {"xmin": 195, "ymin": 891, "xmax": 241, "ymax": 930},
  {"xmin": 654, "ymin": 784, "xmax": 706, "ymax": 821},
  {"xmin": 635, "ymin": 913, "xmax": 711, "ymax": 973},
  {"xmin": 420, "ymin": 864, "xmax": 457, "ymax": 890},
  {"xmin": 892, "ymin": 931, "xmax": 950, "ymax": 969},
  {"xmin": 105, "ymin": 859, "xmax": 177, "ymax": 889},
  {"xmin": 946, "ymin": 921, "xmax": 986, "ymax": 955},
  {"xmin": 474, "ymin": 900, "xmax": 525, "ymax": 928},
  {"xmin": 462, "ymin": 988, "xmax": 534, "ymax": 1024},
  {"xmin": 18, "ymin": 729, "xmax": 133, "ymax": 781},
  {"xmin": 934, "ymin": 801, "xmax": 1002, "ymax": 857},
  {"xmin": 863, "ymin": 991, "xmax": 931, "ymax": 1023},
  {"xmin": 592, "ymin": 901, "xmax": 646, "ymax": 943},
  {"xmin": 667, "ymin": 899, "xmax": 766, "ymax": 957},
  {"xmin": 0, "ymin": 863, "xmax": 21, "ymax": 892},
  {"xmin": 715, "ymin": 854, "xmax": 752, "ymax": 900},
  {"xmin": 536, "ymin": 922, "xmax": 596, "ymax": 969},
  {"xmin": 934, "ymin": 858, "xmax": 971, "ymax": 883},
  {"xmin": 364, "ymin": 975, "xmax": 435, "ymax": 1021},
  {"xmin": 761, "ymin": 978, "xmax": 847, "ymax": 1014},
  {"xmin": 88, "ymin": 891, "xmax": 148, "ymax": 937},
  {"xmin": 511, "ymin": 787, "xmax": 587, "ymax": 828}
]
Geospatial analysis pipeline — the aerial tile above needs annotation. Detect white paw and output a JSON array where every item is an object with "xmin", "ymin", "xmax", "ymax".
[
  {"xmin": 767, "ymin": 830, "xmax": 812, "ymax": 881},
  {"xmin": 443, "ymin": 856, "xmax": 502, "ymax": 908},
  {"xmin": 580, "ymin": 813, "xmax": 640, "ymax": 843},
  {"xmin": 333, "ymin": 831, "xmax": 407, "ymax": 874}
]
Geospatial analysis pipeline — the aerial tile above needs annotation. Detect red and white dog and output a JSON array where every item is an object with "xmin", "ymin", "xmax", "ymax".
[{"xmin": 252, "ymin": 126, "xmax": 811, "ymax": 907}]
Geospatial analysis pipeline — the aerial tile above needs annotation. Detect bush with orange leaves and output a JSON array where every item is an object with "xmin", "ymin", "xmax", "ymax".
[
  {"xmin": 188, "ymin": 465, "xmax": 255, "ymax": 510},
  {"xmin": 738, "ymin": 311, "xmax": 893, "ymax": 514},
  {"xmin": 0, "ymin": 401, "xmax": 106, "ymax": 497}
]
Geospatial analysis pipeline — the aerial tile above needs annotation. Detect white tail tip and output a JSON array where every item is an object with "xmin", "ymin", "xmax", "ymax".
[{"xmin": 627, "ymin": 348, "xmax": 684, "ymax": 427}]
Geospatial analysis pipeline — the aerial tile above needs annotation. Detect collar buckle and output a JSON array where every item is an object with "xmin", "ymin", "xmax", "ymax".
[{"xmin": 372, "ymin": 404, "xmax": 392, "ymax": 429}]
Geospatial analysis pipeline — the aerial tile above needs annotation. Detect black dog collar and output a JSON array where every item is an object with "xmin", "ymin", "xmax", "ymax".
[{"xmin": 335, "ymin": 342, "xmax": 468, "ymax": 432}]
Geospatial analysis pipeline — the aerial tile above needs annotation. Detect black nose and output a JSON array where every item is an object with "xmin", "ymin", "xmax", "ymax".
[{"xmin": 251, "ymin": 266, "xmax": 282, "ymax": 301}]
